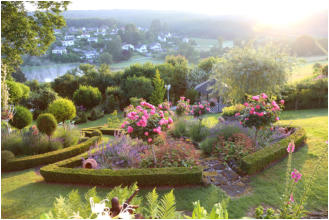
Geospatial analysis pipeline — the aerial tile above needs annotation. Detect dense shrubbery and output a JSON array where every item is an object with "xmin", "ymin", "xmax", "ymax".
[
  {"xmin": 281, "ymin": 77, "xmax": 328, "ymax": 110},
  {"xmin": 73, "ymin": 85, "xmax": 102, "ymax": 110},
  {"xmin": 222, "ymin": 104, "xmax": 245, "ymax": 117},
  {"xmin": 175, "ymin": 96, "xmax": 190, "ymax": 116},
  {"xmin": 184, "ymin": 88, "xmax": 199, "ymax": 104},
  {"xmin": 9, "ymin": 105, "xmax": 32, "ymax": 130},
  {"xmin": 48, "ymin": 98, "xmax": 76, "ymax": 123}
]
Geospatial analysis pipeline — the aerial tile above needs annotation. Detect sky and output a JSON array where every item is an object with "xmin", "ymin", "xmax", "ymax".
[{"xmin": 30, "ymin": 0, "xmax": 329, "ymax": 26}]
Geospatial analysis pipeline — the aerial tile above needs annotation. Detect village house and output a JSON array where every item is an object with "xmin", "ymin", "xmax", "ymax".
[
  {"xmin": 149, "ymin": 42, "xmax": 162, "ymax": 52},
  {"xmin": 52, "ymin": 46, "xmax": 67, "ymax": 55},
  {"xmin": 157, "ymin": 35, "xmax": 167, "ymax": 42},
  {"xmin": 121, "ymin": 43, "xmax": 135, "ymax": 51},
  {"xmin": 135, "ymin": 44, "xmax": 148, "ymax": 53},
  {"xmin": 61, "ymin": 40, "xmax": 74, "ymax": 47},
  {"xmin": 64, "ymin": 35, "xmax": 75, "ymax": 40},
  {"xmin": 77, "ymin": 33, "xmax": 91, "ymax": 39},
  {"xmin": 81, "ymin": 50, "xmax": 98, "ymax": 60}
]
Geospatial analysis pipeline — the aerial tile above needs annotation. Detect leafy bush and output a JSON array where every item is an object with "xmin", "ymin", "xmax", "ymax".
[
  {"xmin": 1, "ymin": 150, "xmax": 15, "ymax": 164},
  {"xmin": 175, "ymin": 96, "xmax": 190, "ymax": 116},
  {"xmin": 48, "ymin": 98, "xmax": 76, "ymax": 123},
  {"xmin": 6, "ymin": 80, "xmax": 23, "ymax": 104},
  {"xmin": 87, "ymin": 132, "xmax": 148, "ymax": 169},
  {"xmin": 170, "ymin": 118, "xmax": 188, "ymax": 138},
  {"xmin": 107, "ymin": 110, "xmax": 120, "ymax": 128},
  {"xmin": 88, "ymin": 106, "xmax": 104, "ymax": 121},
  {"xmin": 129, "ymin": 97, "xmax": 145, "ymax": 107},
  {"xmin": 212, "ymin": 120, "xmax": 250, "ymax": 139},
  {"xmin": 190, "ymin": 102, "xmax": 210, "ymax": 118},
  {"xmin": 54, "ymin": 127, "xmax": 80, "ymax": 148},
  {"xmin": 73, "ymin": 85, "xmax": 102, "ymax": 110},
  {"xmin": 184, "ymin": 88, "xmax": 199, "ymax": 104},
  {"xmin": 222, "ymin": 104, "xmax": 245, "ymax": 117},
  {"xmin": 74, "ymin": 111, "xmax": 88, "ymax": 124},
  {"xmin": 9, "ymin": 105, "xmax": 32, "ymax": 130},
  {"xmin": 122, "ymin": 101, "xmax": 174, "ymax": 142},
  {"xmin": 188, "ymin": 120, "xmax": 209, "ymax": 142},
  {"xmin": 200, "ymin": 137, "xmax": 217, "ymax": 155},
  {"xmin": 37, "ymin": 113, "xmax": 57, "ymax": 139},
  {"xmin": 104, "ymin": 94, "xmax": 120, "ymax": 113},
  {"xmin": 122, "ymin": 76, "xmax": 154, "ymax": 100}
]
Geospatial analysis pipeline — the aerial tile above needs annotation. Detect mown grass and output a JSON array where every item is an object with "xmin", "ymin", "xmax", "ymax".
[
  {"xmin": 1, "ymin": 109, "xmax": 327, "ymax": 218},
  {"xmin": 290, "ymin": 59, "xmax": 328, "ymax": 83}
]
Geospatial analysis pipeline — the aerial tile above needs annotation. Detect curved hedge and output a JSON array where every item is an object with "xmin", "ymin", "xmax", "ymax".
[
  {"xmin": 240, "ymin": 126, "xmax": 306, "ymax": 175},
  {"xmin": 2, "ymin": 136, "xmax": 100, "ymax": 172},
  {"xmin": 40, "ymin": 151, "xmax": 203, "ymax": 187},
  {"xmin": 81, "ymin": 126, "xmax": 123, "ymax": 136}
]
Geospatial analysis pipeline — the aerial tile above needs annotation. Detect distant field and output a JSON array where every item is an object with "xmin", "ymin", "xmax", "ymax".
[
  {"xmin": 290, "ymin": 56, "xmax": 328, "ymax": 82},
  {"xmin": 191, "ymin": 38, "xmax": 218, "ymax": 51},
  {"xmin": 110, "ymin": 55, "xmax": 164, "ymax": 71}
]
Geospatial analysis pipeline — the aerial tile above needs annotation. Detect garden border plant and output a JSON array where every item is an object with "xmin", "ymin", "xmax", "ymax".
[
  {"xmin": 40, "ymin": 150, "xmax": 203, "ymax": 187},
  {"xmin": 2, "ymin": 136, "xmax": 100, "ymax": 172},
  {"xmin": 240, "ymin": 126, "xmax": 306, "ymax": 175}
]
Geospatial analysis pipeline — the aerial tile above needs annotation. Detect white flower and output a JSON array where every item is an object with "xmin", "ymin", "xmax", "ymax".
[{"xmin": 90, "ymin": 197, "xmax": 109, "ymax": 214}]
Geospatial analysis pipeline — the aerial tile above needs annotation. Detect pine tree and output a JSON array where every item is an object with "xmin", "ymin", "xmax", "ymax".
[{"xmin": 150, "ymin": 69, "xmax": 166, "ymax": 105}]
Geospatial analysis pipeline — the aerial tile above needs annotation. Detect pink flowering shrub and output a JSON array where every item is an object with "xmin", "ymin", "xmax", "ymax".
[
  {"xmin": 176, "ymin": 97, "xmax": 190, "ymax": 116},
  {"xmin": 122, "ymin": 101, "xmax": 174, "ymax": 143},
  {"xmin": 236, "ymin": 93, "xmax": 284, "ymax": 129},
  {"xmin": 191, "ymin": 102, "xmax": 210, "ymax": 118}
]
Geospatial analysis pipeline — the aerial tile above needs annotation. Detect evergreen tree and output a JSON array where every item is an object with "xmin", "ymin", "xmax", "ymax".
[{"xmin": 150, "ymin": 69, "xmax": 166, "ymax": 105}]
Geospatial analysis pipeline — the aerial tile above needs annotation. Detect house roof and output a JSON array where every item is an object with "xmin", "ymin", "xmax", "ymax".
[{"xmin": 194, "ymin": 79, "xmax": 216, "ymax": 94}]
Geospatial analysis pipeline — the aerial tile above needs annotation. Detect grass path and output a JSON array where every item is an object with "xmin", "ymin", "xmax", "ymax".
[{"xmin": 1, "ymin": 109, "xmax": 327, "ymax": 218}]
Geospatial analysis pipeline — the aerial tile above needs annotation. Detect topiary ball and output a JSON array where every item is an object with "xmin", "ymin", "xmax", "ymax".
[
  {"xmin": 1, "ymin": 150, "xmax": 15, "ymax": 164},
  {"xmin": 48, "ymin": 98, "xmax": 76, "ymax": 123},
  {"xmin": 36, "ymin": 113, "xmax": 57, "ymax": 137},
  {"xmin": 9, "ymin": 105, "xmax": 32, "ymax": 130}
]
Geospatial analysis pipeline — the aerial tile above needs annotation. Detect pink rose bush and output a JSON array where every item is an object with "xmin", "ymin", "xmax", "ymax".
[
  {"xmin": 175, "ymin": 97, "xmax": 191, "ymax": 116},
  {"xmin": 236, "ymin": 93, "xmax": 284, "ymax": 129},
  {"xmin": 122, "ymin": 101, "xmax": 174, "ymax": 142},
  {"xmin": 191, "ymin": 102, "xmax": 210, "ymax": 118}
]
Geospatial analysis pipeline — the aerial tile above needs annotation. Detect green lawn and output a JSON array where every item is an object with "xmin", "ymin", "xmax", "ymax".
[
  {"xmin": 1, "ymin": 109, "xmax": 327, "ymax": 218},
  {"xmin": 290, "ymin": 58, "xmax": 328, "ymax": 83},
  {"xmin": 110, "ymin": 54, "xmax": 164, "ymax": 71}
]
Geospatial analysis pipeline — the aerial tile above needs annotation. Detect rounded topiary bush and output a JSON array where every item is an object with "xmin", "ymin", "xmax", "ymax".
[
  {"xmin": 36, "ymin": 113, "xmax": 57, "ymax": 138},
  {"xmin": 73, "ymin": 85, "xmax": 102, "ymax": 110},
  {"xmin": 9, "ymin": 105, "xmax": 32, "ymax": 130},
  {"xmin": 6, "ymin": 80, "xmax": 23, "ymax": 104},
  {"xmin": 48, "ymin": 98, "xmax": 76, "ymax": 123},
  {"xmin": 1, "ymin": 150, "xmax": 15, "ymax": 164}
]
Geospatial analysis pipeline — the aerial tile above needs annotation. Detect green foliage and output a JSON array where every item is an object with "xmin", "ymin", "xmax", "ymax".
[
  {"xmin": 98, "ymin": 52, "xmax": 113, "ymax": 65},
  {"xmin": 18, "ymin": 83, "xmax": 30, "ymax": 100},
  {"xmin": 211, "ymin": 43, "xmax": 296, "ymax": 103},
  {"xmin": 1, "ymin": 150, "xmax": 15, "ymax": 164},
  {"xmin": 105, "ymin": 94, "xmax": 120, "ymax": 113},
  {"xmin": 150, "ymin": 69, "xmax": 166, "ymax": 105},
  {"xmin": 54, "ymin": 127, "xmax": 80, "ymax": 148},
  {"xmin": 107, "ymin": 110, "xmax": 120, "ymax": 127},
  {"xmin": 200, "ymin": 137, "xmax": 217, "ymax": 155},
  {"xmin": 48, "ymin": 98, "xmax": 76, "ymax": 123},
  {"xmin": 184, "ymin": 89, "xmax": 199, "ymax": 104},
  {"xmin": 129, "ymin": 97, "xmax": 145, "ymax": 107},
  {"xmin": 186, "ymin": 200, "xmax": 228, "ymax": 219},
  {"xmin": 281, "ymin": 78, "xmax": 328, "ymax": 110},
  {"xmin": 123, "ymin": 62, "xmax": 156, "ymax": 79},
  {"xmin": 188, "ymin": 120, "xmax": 209, "ymax": 142},
  {"xmin": 122, "ymin": 76, "xmax": 154, "ymax": 100},
  {"xmin": 73, "ymin": 85, "xmax": 102, "ymax": 110},
  {"xmin": 88, "ymin": 106, "xmax": 104, "ymax": 121},
  {"xmin": 37, "ymin": 113, "xmax": 57, "ymax": 138},
  {"xmin": 6, "ymin": 80, "xmax": 23, "ymax": 104},
  {"xmin": 198, "ymin": 57, "xmax": 221, "ymax": 73},
  {"xmin": 254, "ymin": 206, "xmax": 276, "ymax": 219},
  {"xmin": 1, "ymin": 1, "xmax": 69, "ymax": 74},
  {"xmin": 2, "ymin": 136, "xmax": 100, "ymax": 172},
  {"xmin": 240, "ymin": 127, "xmax": 306, "ymax": 174},
  {"xmin": 51, "ymin": 73, "xmax": 79, "ymax": 99},
  {"xmin": 222, "ymin": 104, "xmax": 245, "ymax": 117},
  {"xmin": 9, "ymin": 105, "xmax": 32, "ymax": 129},
  {"xmin": 170, "ymin": 118, "xmax": 188, "ymax": 138}
]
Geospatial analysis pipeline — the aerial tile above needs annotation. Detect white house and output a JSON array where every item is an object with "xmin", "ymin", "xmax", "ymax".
[
  {"xmin": 77, "ymin": 33, "xmax": 91, "ymax": 39},
  {"xmin": 52, "ymin": 46, "xmax": 67, "ymax": 55},
  {"xmin": 88, "ymin": 37, "xmax": 98, "ymax": 43},
  {"xmin": 62, "ymin": 40, "xmax": 74, "ymax": 47},
  {"xmin": 81, "ymin": 50, "xmax": 98, "ymax": 59},
  {"xmin": 64, "ymin": 35, "xmax": 75, "ymax": 40},
  {"xmin": 149, "ymin": 42, "xmax": 162, "ymax": 52},
  {"xmin": 158, "ymin": 35, "xmax": 166, "ymax": 42},
  {"xmin": 165, "ymin": 32, "xmax": 172, "ymax": 38},
  {"xmin": 135, "ymin": 44, "xmax": 148, "ymax": 53},
  {"xmin": 182, "ymin": 37, "xmax": 189, "ymax": 43},
  {"xmin": 121, "ymin": 43, "xmax": 135, "ymax": 51}
]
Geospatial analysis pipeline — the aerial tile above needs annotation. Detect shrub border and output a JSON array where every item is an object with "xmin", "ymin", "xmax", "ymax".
[
  {"xmin": 40, "ymin": 151, "xmax": 203, "ymax": 187},
  {"xmin": 2, "ymin": 136, "xmax": 100, "ymax": 172},
  {"xmin": 240, "ymin": 126, "xmax": 306, "ymax": 175}
]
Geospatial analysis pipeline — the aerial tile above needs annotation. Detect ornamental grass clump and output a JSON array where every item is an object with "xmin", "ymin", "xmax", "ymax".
[
  {"xmin": 121, "ymin": 101, "xmax": 174, "ymax": 143},
  {"xmin": 236, "ymin": 93, "xmax": 284, "ymax": 148}
]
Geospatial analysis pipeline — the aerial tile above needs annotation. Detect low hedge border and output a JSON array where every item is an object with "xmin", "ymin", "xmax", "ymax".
[
  {"xmin": 2, "ymin": 136, "xmax": 100, "ymax": 172},
  {"xmin": 40, "ymin": 151, "xmax": 203, "ymax": 187},
  {"xmin": 240, "ymin": 126, "xmax": 306, "ymax": 175},
  {"xmin": 81, "ymin": 126, "xmax": 123, "ymax": 136}
]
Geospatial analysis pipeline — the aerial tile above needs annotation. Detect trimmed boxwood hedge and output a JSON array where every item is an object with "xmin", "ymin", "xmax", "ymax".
[
  {"xmin": 240, "ymin": 126, "xmax": 306, "ymax": 175},
  {"xmin": 40, "ymin": 151, "xmax": 203, "ymax": 187},
  {"xmin": 81, "ymin": 126, "xmax": 123, "ymax": 136},
  {"xmin": 2, "ymin": 136, "xmax": 100, "ymax": 172}
]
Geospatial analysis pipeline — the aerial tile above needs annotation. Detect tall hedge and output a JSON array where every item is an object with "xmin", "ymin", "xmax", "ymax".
[{"xmin": 73, "ymin": 85, "xmax": 102, "ymax": 110}]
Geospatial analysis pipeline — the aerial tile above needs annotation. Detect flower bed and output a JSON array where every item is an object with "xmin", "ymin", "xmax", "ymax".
[
  {"xmin": 40, "ymin": 150, "xmax": 203, "ymax": 187},
  {"xmin": 240, "ymin": 126, "xmax": 306, "ymax": 175},
  {"xmin": 2, "ymin": 136, "xmax": 101, "ymax": 172}
]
